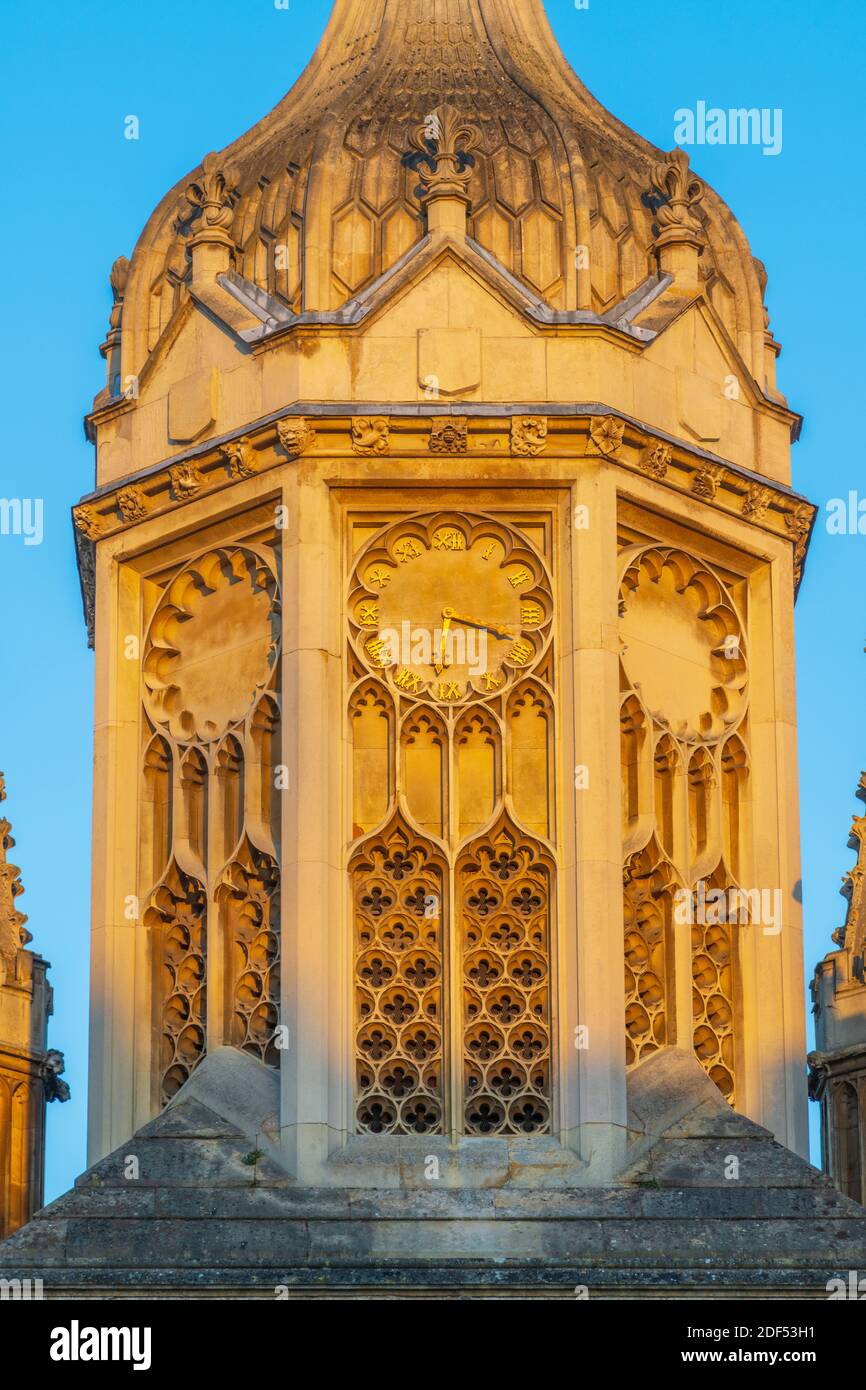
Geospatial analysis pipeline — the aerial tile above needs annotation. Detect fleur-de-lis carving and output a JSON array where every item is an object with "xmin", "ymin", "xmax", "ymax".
[
  {"xmin": 183, "ymin": 152, "xmax": 240, "ymax": 234},
  {"xmin": 652, "ymin": 148, "xmax": 705, "ymax": 243},
  {"xmin": 408, "ymin": 104, "xmax": 480, "ymax": 205}
]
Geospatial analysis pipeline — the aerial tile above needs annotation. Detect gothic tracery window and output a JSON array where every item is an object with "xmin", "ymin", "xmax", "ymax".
[
  {"xmin": 348, "ymin": 511, "xmax": 556, "ymax": 1136},
  {"xmin": 619, "ymin": 540, "xmax": 748, "ymax": 1102},
  {"xmin": 140, "ymin": 541, "xmax": 282, "ymax": 1105}
]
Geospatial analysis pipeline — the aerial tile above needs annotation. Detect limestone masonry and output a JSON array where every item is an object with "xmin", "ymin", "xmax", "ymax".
[{"xmin": 2, "ymin": 0, "xmax": 862, "ymax": 1297}]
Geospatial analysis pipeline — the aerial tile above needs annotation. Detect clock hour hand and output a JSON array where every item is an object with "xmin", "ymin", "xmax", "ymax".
[{"xmin": 442, "ymin": 606, "xmax": 516, "ymax": 642}]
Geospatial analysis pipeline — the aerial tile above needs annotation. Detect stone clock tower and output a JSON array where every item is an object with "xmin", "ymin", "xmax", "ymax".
[{"xmin": 4, "ymin": 0, "xmax": 865, "ymax": 1296}]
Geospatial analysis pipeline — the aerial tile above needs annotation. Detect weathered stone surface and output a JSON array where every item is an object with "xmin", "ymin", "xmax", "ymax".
[{"xmin": 1, "ymin": 1039, "xmax": 863, "ymax": 1297}]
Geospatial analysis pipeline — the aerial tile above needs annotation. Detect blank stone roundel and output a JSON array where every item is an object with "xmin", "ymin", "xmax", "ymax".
[
  {"xmin": 143, "ymin": 547, "xmax": 280, "ymax": 743},
  {"xmin": 619, "ymin": 547, "xmax": 746, "ymax": 740}
]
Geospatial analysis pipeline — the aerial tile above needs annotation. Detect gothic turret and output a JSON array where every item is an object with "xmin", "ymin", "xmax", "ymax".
[{"xmin": 0, "ymin": 773, "xmax": 68, "ymax": 1238}]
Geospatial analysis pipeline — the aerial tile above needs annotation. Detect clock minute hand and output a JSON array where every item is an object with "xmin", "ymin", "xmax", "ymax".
[{"xmin": 434, "ymin": 612, "xmax": 453, "ymax": 675}]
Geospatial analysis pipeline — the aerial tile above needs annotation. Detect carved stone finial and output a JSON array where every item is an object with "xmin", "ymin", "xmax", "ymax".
[
  {"xmin": 99, "ymin": 255, "xmax": 131, "ymax": 393},
  {"xmin": 408, "ymin": 105, "xmax": 479, "ymax": 234},
  {"xmin": 753, "ymin": 258, "xmax": 770, "ymax": 331},
  {"xmin": 0, "ymin": 787, "xmax": 31, "ymax": 971},
  {"xmin": 651, "ymin": 149, "xmax": 706, "ymax": 292},
  {"xmin": 652, "ymin": 148, "xmax": 705, "ymax": 242},
  {"xmin": 109, "ymin": 255, "xmax": 130, "ymax": 301},
  {"xmin": 183, "ymin": 152, "xmax": 240, "ymax": 244}
]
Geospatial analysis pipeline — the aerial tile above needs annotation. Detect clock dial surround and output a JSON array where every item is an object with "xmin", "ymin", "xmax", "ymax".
[{"xmin": 348, "ymin": 513, "xmax": 554, "ymax": 706}]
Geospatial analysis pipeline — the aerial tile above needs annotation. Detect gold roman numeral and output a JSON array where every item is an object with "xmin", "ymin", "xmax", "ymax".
[
  {"xmin": 436, "ymin": 681, "xmax": 462, "ymax": 702},
  {"xmin": 395, "ymin": 539, "xmax": 422, "ymax": 563},
  {"xmin": 509, "ymin": 639, "xmax": 533, "ymax": 667},
  {"xmin": 394, "ymin": 668, "xmax": 423, "ymax": 693}
]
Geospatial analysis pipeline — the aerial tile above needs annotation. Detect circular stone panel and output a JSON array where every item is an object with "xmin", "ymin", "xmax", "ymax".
[
  {"xmin": 143, "ymin": 548, "xmax": 279, "ymax": 743},
  {"xmin": 619, "ymin": 548, "xmax": 745, "ymax": 739}
]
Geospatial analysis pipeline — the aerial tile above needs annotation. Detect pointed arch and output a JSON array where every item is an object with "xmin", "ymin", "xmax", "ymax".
[
  {"xmin": 653, "ymin": 733, "xmax": 681, "ymax": 860},
  {"xmin": 620, "ymin": 693, "xmax": 646, "ymax": 835},
  {"xmin": 455, "ymin": 705, "xmax": 501, "ymax": 844},
  {"xmin": 214, "ymin": 734, "xmax": 244, "ymax": 869},
  {"xmin": 350, "ymin": 679, "xmax": 394, "ymax": 837},
  {"xmin": 249, "ymin": 691, "xmax": 281, "ymax": 853},
  {"xmin": 178, "ymin": 746, "xmax": 208, "ymax": 867},
  {"xmin": 401, "ymin": 705, "xmax": 448, "ymax": 841},
  {"xmin": 141, "ymin": 733, "xmax": 172, "ymax": 896},
  {"xmin": 721, "ymin": 733, "xmax": 749, "ymax": 881},
  {"xmin": 507, "ymin": 681, "xmax": 553, "ymax": 841},
  {"xmin": 688, "ymin": 746, "xmax": 716, "ymax": 869}
]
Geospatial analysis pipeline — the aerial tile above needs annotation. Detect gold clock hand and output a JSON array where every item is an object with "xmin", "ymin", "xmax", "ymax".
[
  {"xmin": 444, "ymin": 607, "xmax": 516, "ymax": 641},
  {"xmin": 434, "ymin": 613, "xmax": 452, "ymax": 675}
]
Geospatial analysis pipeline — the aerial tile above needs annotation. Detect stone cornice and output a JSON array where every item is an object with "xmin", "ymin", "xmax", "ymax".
[{"xmin": 73, "ymin": 408, "xmax": 816, "ymax": 646}]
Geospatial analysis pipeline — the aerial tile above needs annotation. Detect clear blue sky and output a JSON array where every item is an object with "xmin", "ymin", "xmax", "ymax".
[{"xmin": 0, "ymin": 0, "xmax": 862, "ymax": 1198}]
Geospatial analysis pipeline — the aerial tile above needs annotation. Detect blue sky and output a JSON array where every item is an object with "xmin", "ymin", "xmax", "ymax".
[{"xmin": 0, "ymin": 0, "xmax": 862, "ymax": 1198}]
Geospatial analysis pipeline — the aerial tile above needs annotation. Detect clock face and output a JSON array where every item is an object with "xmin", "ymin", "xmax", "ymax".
[{"xmin": 349, "ymin": 513, "xmax": 553, "ymax": 704}]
